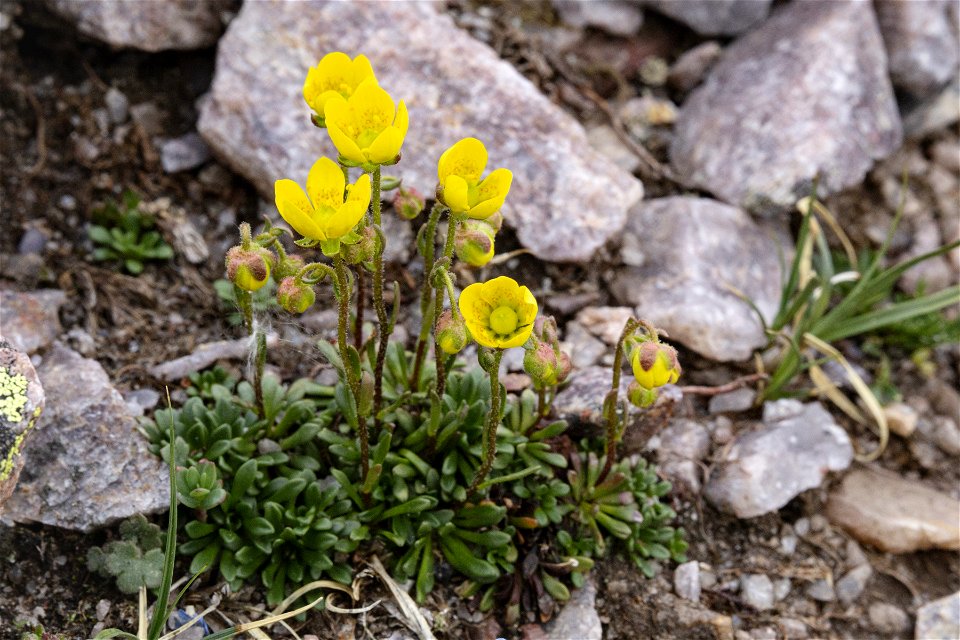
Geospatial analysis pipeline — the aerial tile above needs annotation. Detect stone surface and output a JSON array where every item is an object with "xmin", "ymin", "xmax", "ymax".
[
  {"xmin": 708, "ymin": 388, "xmax": 756, "ymax": 414},
  {"xmin": 3, "ymin": 344, "xmax": 168, "ymax": 531},
  {"xmin": 883, "ymin": 401, "xmax": 918, "ymax": 438},
  {"xmin": 551, "ymin": 366, "xmax": 629, "ymax": 428},
  {"xmin": 643, "ymin": 0, "xmax": 771, "ymax": 36},
  {"xmin": 544, "ymin": 577, "xmax": 601, "ymax": 640},
  {"xmin": 150, "ymin": 335, "xmax": 279, "ymax": 381},
  {"xmin": 868, "ymin": 602, "xmax": 911, "ymax": 634},
  {"xmin": 674, "ymin": 560, "xmax": 701, "ymax": 603},
  {"xmin": 609, "ymin": 197, "xmax": 782, "ymax": 361},
  {"xmin": 198, "ymin": 1, "xmax": 642, "ymax": 263},
  {"xmin": 875, "ymin": 0, "xmax": 960, "ymax": 99},
  {"xmin": 161, "ymin": 133, "xmax": 211, "ymax": 173},
  {"xmin": 805, "ymin": 579, "xmax": 835, "ymax": 602},
  {"xmin": 826, "ymin": 468, "xmax": 960, "ymax": 553},
  {"xmin": 916, "ymin": 592, "xmax": 960, "ymax": 640},
  {"xmin": 705, "ymin": 400, "xmax": 853, "ymax": 518},
  {"xmin": 553, "ymin": 0, "xmax": 644, "ymax": 37},
  {"xmin": 654, "ymin": 419, "xmax": 711, "ymax": 492},
  {"xmin": 560, "ymin": 321, "xmax": 606, "ymax": 369},
  {"xmin": 43, "ymin": 0, "xmax": 228, "ymax": 51},
  {"xmin": 903, "ymin": 79, "xmax": 960, "ymax": 139},
  {"xmin": 0, "ymin": 289, "xmax": 67, "ymax": 354},
  {"xmin": 670, "ymin": 0, "xmax": 901, "ymax": 213},
  {"xmin": 740, "ymin": 574, "xmax": 774, "ymax": 611},
  {"xmin": 668, "ymin": 41, "xmax": 722, "ymax": 94},
  {"xmin": 574, "ymin": 306, "xmax": 634, "ymax": 346},
  {"xmin": 0, "ymin": 341, "xmax": 45, "ymax": 511},
  {"xmin": 835, "ymin": 564, "xmax": 872, "ymax": 605}
]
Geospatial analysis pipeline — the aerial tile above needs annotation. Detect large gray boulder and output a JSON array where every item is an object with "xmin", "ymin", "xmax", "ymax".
[
  {"xmin": 197, "ymin": 1, "xmax": 643, "ymax": 263},
  {"xmin": 670, "ymin": 0, "xmax": 902, "ymax": 213},
  {"xmin": 42, "ymin": 0, "xmax": 229, "ymax": 51}
]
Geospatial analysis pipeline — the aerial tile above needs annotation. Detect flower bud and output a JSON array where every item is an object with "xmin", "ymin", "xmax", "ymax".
[
  {"xmin": 454, "ymin": 220, "xmax": 495, "ymax": 267},
  {"xmin": 630, "ymin": 341, "xmax": 681, "ymax": 390},
  {"xmin": 340, "ymin": 226, "xmax": 376, "ymax": 265},
  {"xmin": 627, "ymin": 381, "xmax": 659, "ymax": 408},
  {"xmin": 556, "ymin": 351, "xmax": 572, "ymax": 384},
  {"xmin": 274, "ymin": 253, "xmax": 306, "ymax": 281},
  {"xmin": 435, "ymin": 309, "xmax": 468, "ymax": 354},
  {"xmin": 226, "ymin": 245, "xmax": 273, "ymax": 291},
  {"xmin": 392, "ymin": 186, "xmax": 425, "ymax": 220},
  {"xmin": 523, "ymin": 342, "xmax": 560, "ymax": 388},
  {"xmin": 486, "ymin": 211, "xmax": 504, "ymax": 233},
  {"xmin": 535, "ymin": 316, "xmax": 559, "ymax": 346},
  {"xmin": 276, "ymin": 276, "xmax": 315, "ymax": 314}
]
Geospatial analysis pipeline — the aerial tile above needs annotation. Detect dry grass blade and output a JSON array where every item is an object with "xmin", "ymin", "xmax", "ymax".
[{"xmin": 368, "ymin": 556, "xmax": 437, "ymax": 640}]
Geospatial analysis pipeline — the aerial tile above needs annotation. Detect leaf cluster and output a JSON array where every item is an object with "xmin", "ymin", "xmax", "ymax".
[
  {"xmin": 88, "ymin": 190, "xmax": 174, "ymax": 274},
  {"xmin": 87, "ymin": 514, "xmax": 166, "ymax": 594},
  {"xmin": 141, "ymin": 346, "xmax": 685, "ymax": 617}
]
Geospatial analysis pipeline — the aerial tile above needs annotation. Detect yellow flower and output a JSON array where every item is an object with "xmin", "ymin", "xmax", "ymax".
[
  {"xmin": 303, "ymin": 52, "xmax": 377, "ymax": 123},
  {"xmin": 437, "ymin": 137, "xmax": 512, "ymax": 220},
  {"xmin": 274, "ymin": 157, "xmax": 371, "ymax": 241},
  {"xmin": 631, "ymin": 341, "xmax": 681, "ymax": 390},
  {"xmin": 458, "ymin": 276, "xmax": 538, "ymax": 349},
  {"xmin": 324, "ymin": 78, "xmax": 408, "ymax": 169}
]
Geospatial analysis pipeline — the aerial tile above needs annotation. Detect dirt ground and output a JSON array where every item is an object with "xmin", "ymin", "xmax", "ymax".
[{"xmin": 1, "ymin": 2, "xmax": 957, "ymax": 640}]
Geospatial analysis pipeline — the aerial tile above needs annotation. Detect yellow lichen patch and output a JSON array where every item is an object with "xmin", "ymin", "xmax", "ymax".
[{"xmin": 0, "ymin": 367, "xmax": 28, "ymax": 424}]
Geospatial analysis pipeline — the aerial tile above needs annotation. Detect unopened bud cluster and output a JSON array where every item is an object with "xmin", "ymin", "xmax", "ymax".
[{"xmin": 522, "ymin": 316, "xmax": 572, "ymax": 389}]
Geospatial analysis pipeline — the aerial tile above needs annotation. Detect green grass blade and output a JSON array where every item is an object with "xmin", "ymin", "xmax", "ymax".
[
  {"xmin": 147, "ymin": 393, "xmax": 179, "ymax": 640},
  {"xmin": 818, "ymin": 285, "xmax": 960, "ymax": 343}
]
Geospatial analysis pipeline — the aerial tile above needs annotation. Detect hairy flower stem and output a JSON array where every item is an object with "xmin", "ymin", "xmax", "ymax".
[
  {"xmin": 236, "ymin": 286, "xmax": 266, "ymax": 419},
  {"xmin": 598, "ymin": 317, "xmax": 643, "ymax": 484},
  {"xmin": 468, "ymin": 348, "xmax": 504, "ymax": 497},
  {"xmin": 335, "ymin": 254, "xmax": 369, "ymax": 483},
  {"xmin": 410, "ymin": 202, "xmax": 445, "ymax": 388},
  {"xmin": 370, "ymin": 167, "xmax": 391, "ymax": 429},
  {"xmin": 433, "ymin": 212, "xmax": 461, "ymax": 398},
  {"xmin": 354, "ymin": 267, "xmax": 365, "ymax": 352}
]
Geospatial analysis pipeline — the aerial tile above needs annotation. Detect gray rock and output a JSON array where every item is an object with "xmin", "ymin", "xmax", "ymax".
[
  {"xmin": 655, "ymin": 419, "xmax": 711, "ymax": 492},
  {"xmin": 561, "ymin": 321, "xmax": 606, "ymax": 369},
  {"xmin": 0, "ymin": 342, "xmax": 45, "ymax": 510},
  {"xmin": 17, "ymin": 228, "xmax": 47, "ymax": 255},
  {"xmin": 778, "ymin": 618, "xmax": 807, "ymax": 639},
  {"xmin": 544, "ymin": 577, "xmax": 601, "ymax": 640},
  {"xmin": 104, "ymin": 87, "xmax": 129, "ymax": 125},
  {"xmin": 2, "ymin": 344, "xmax": 168, "ymax": 531},
  {"xmin": 869, "ymin": 602, "xmax": 911, "ymax": 634},
  {"xmin": 0, "ymin": 289, "xmax": 66, "ymax": 354},
  {"xmin": 553, "ymin": 0, "xmax": 644, "ymax": 36},
  {"xmin": 668, "ymin": 41, "xmax": 723, "ymax": 94},
  {"xmin": 705, "ymin": 401, "xmax": 853, "ymax": 518},
  {"xmin": 574, "ymin": 306, "xmax": 634, "ymax": 346},
  {"xmin": 805, "ymin": 579, "xmax": 835, "ymax": 602},
  {"xmin": 380, "ymin": 213, "xmax": 413, "ymax": 265},
  {"xmin": 933, "ymin": 416, "xmax": 960, "ymax": 456},
  {"xmin": 674, "ymin": 560, "xmax": 701, "ymax": 603},
  {"xmin": 150, "ymin": 336, "xmax": 279, "ymax": 381},
  {"xmin": 835, "ymin": 564, "xmax": 872, "ymax": 605},
  {"xmin": 916, "ymin": 592, "xmax": 960, "ymax": 640},
  {"xmin": 43, "ymin": 0, "xmax": 228, "ymax": 51},
  {"xmin": 903, "ymin": 79, "xmax": 960, "ymax": 139},
  {"xmin": 875, "ymin": 0, "xmax": 959, "ymax": 99},
  {"xmin": 740, "ymin": 574, "xmax": 774, "ymax": 611},
  {"xmin": 643, "ymin": 0, "xmax": 771, "ymax": 36},
  {"xmin": 883, "ymin": 401, "xmax": 918, "ymax": 438},
  {"xmin": 587, "ymin": 125, "xmax": 640, "ymax": 174},
  {"xmin": 773, "ymin": 578, "xmax": 791, "ymax": 602},
  {"xmin": 609, "ymin": 197, "xmax": 782, "ymax": 362},
  {"xmin": 123, "ymin": 388, "xmax": 161, "ymax": 418},
  {"xmin": 552, "ymin": 365, "xmax": 629, "ymax": 428},
  {"xmin": 826, "ymin": 468, "xmax": 960, "ymax": 553},
  {"xmin": 197, "ymin": 1, "xmax": 642, "ymax": 263},
  {"xmin": 161, "ymin": 133, "xmax": 211, "ymax": 173},
  {"xmin": 670, "ymin": 0, "xmax": 902, "ymax": 213},
  {"xmin": 708, "ymin": 388, "xmax": 756, "ymax": 414}
]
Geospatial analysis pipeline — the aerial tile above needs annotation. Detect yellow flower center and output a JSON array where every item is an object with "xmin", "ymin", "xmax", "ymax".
[{"xmin": 489, "ymin": 306, "xmax": 518, "ymax": 335}]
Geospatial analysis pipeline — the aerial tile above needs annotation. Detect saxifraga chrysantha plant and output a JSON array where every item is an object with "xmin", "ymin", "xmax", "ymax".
[{"xmin": 141, "ymin": 50, "xmax": 687, "ymax": 624}]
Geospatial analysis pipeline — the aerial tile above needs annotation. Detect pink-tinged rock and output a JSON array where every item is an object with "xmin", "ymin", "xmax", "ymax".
[
  {"xmin": 671, "ymin": 0, "xmax": 902, "ymax": 213},
  {"xmin": 875, "ymin": 0, "xmax": 960, "ymax": 99},
  {"xmin": 197, "ymin": 0, "xmax": 642, "ymax": 263},
  {"xmin": 0, "ymin": 289, "xmax": 66, "ymax": 354},
  {"xmin": 42, "ymin": 0, "xmax": 229, "ymax": 51},
  {"xmin": 0, "ymin": 341, "xmax": 45, "ymax": 511},
  {"xmin": 643, "ymin": 0, "xmax": 771, "ymax": 36},
  {"xmin": 826, "ymin": 468, "xmax": 960, "ymax": 554}
]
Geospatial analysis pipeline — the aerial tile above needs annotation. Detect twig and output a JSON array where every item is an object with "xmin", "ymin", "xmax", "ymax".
[{"xmin": 679, "ymin": 373, "xmax": 768, "ymax": 397}]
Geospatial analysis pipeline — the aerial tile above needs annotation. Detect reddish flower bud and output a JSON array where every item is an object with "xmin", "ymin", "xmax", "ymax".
[
  {"xmin": 276, "ymin": 276, "xmax": 315, "ymax": 314},
  {"xmin": 455, "ymin": 219, "xmax": 496, "ymax": 267},
  {"xmin": 627, "ymin": 381, "xmax": 659, "ymax": 408},
  {"xmin": 524, "ymin": 342, "xmax": 560, "ymax": 388},
  {"xmin": 435, "ymin": 309, "xmax": 469, "ymax": 354},
  {"xmin": 392, "ymin": 186, "xmax": 425, "ymax": 220},
  {"xmin": 226, "ymin": 245, "xmax": 273, "ymax": 291}
]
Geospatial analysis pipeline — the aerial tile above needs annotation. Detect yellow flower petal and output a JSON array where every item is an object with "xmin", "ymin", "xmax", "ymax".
[
  {"xmin": 324, "ymin": 200, "xmax": 367, "ymax": 239},
  {"xmin": 306, "ymin": 157, "xmax": 345, "ymax": 209},
  {"xmin": 478, "ymin": 168, "xmax": 512, "ymax": 201},
  {"xmin": 496, "ymin": 326, "xmax": 532, "ymax": 350},
  {"xmin": 349, "ymin": 78, "xmax": 397, "ymax": 134},
  {"xmin": 478, "ymin": 276, "xmax": 524, "ymax": 310},
  {"xmin": 275, "ymin": 179, "xmax": 325, "ymax": 240},
  {"xmin": 516, "ymin": 287, "xmax": 538, "ymax": 325},
  {"xmin": 326, "ymin": 117, "xmax": 364, "ymax": 164},
  {"xmin": 466, "ymin": 194, "xmax": 507, "ymax": 220},
  {"xmin": 350, "ymin": 54, "xmax": 376, "ymax": 86},
  {"xmin": 346, "ymin": 173, "xmax": 371, "ymax": 207},
  {"xmin": 443, "ymin": 175, "xmax": 470, "ymax": 213},
  {"xmin": 438, "ymin": 137, "xmax": 487, "ymax": 184},
  {"xmin": 394, "ymin": 100, "xmax": 409, "ymax": 139},
  {"xmin": 365, "ymin": 126, "xmax": 404, "ymax": 164}
]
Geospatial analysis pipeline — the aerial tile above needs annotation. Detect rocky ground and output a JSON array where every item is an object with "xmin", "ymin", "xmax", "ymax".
[{"xmin": 1, "ymin": 1, "xmax": 958, "ymax": 639}]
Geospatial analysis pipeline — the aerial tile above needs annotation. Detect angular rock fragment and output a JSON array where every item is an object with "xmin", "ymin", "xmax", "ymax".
[
  {"xmin": 0, "ymin": 289, "xmax": 66, "ymax": 354},
  {"xmin": 643, "ymin": 0, "xmax": 771, "ymax": 36},
  {"xmin": 671, "ymin": 0, "xmax": 902, "ymax": 212},
  {"xmin": 609, "ymin": 197, "xmax": 781, "ymax": 361},
  {"xmin": 875, "ymin": 0, "xmax": 960, "ymax": 99},
  {"xmin": 3, "ymin": 344, "xmax": 168, "ymax": 531},
  {"xmin": 704, "ymin": 400, "xmax": 853, "ymax": 518},
  {"xmin": 0, "ymin": 341, "xmax": 44, "ymax": 510},
  {"xmin": 916, "ymin": 592, "xmax": 960, "ymax": 640},
  {"xmin": 198, "ymin": 1, "xmax": 642, "ymax": 262}
]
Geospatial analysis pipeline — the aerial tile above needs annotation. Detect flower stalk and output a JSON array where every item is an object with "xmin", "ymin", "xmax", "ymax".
[{"xmin": 467, "ymin": 348, "xmax": 504, "ymax": 497}]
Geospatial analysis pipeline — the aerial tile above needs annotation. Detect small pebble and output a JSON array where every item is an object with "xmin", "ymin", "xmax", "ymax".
[
  {"xmin": 17, "ymin": 228, "xmax": 47, "ymax": 255},
  {"xmin": 805, "ymin": 578, "xmax": 835, "ymax": 602},
  {"xmin": 96, "ymin": 599, "xmax": 111, "ymax": 621},
  {"xmin": 740, "ymin": 574, "xmax": 774, "ymax": 611},
  {"xmin": 674, "ymin": 561, "xmax": 701, "ymax": 603},
  {"xmin": 836, "ymin": 564, "xmax": 872, "ymax": 605},
  {"xmin": 868, "ymin": 602, "xmax": 911, "ymax": 633},
  {"xmin": 883, "ymin": 401, "xmax": 918, "ymax": 437},
  {"xmin": 794, "ymin": 517, "xmax": 811, "ymax": 536},
  {"xmin": 933, "ymin": 416, "xmax": 960, "ymax": 455},
  {"xmin": 104, "ymin": 87, "xmax": 129, "ymax": 125},
  {"xmin": 773, "ymin": 578, "xmax": 791, "ymax": 602}
]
